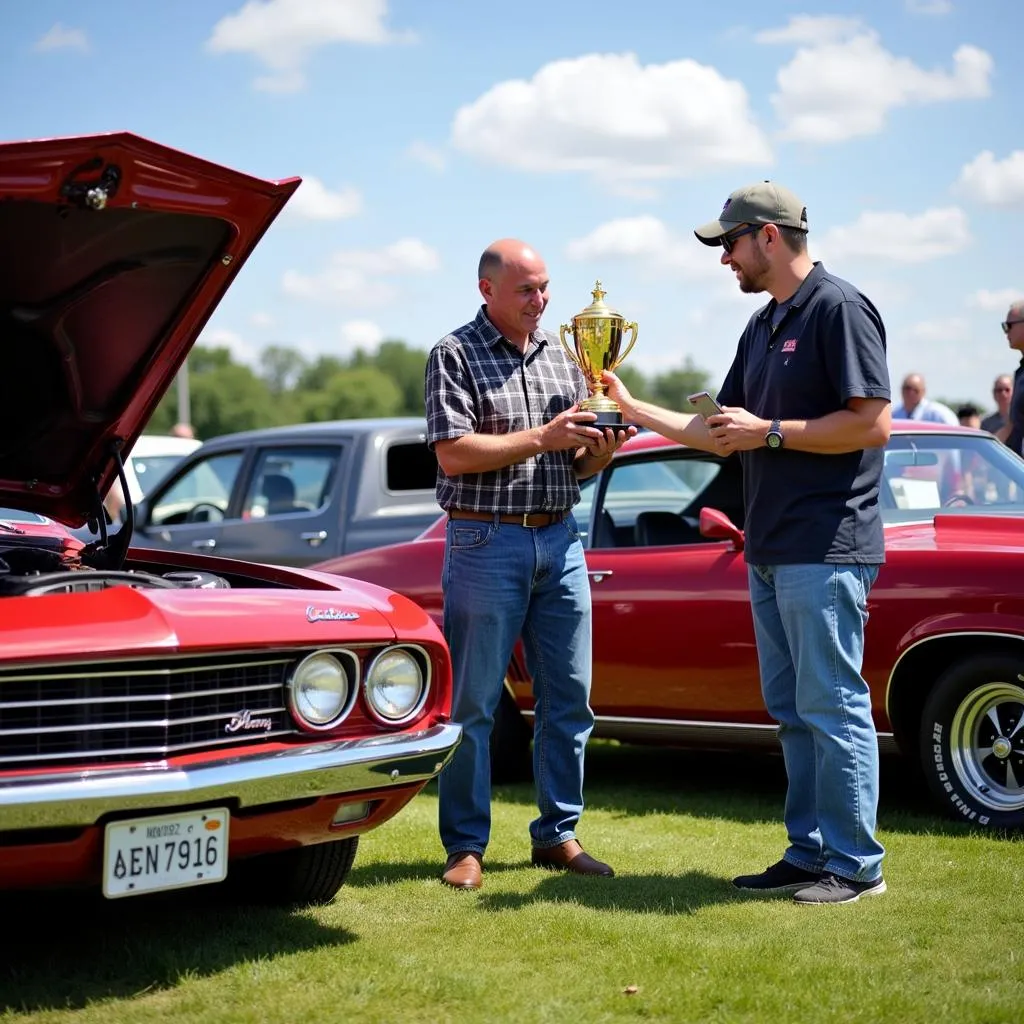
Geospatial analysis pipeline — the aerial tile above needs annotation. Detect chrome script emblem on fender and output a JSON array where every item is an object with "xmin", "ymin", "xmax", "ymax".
[
  {"xmin": 306, "ymin": 605, "xmax": 360, "ymax": 622},
  {"xmin": 225, "ymin": 709, "xmax": 274, "ymax": 733}
]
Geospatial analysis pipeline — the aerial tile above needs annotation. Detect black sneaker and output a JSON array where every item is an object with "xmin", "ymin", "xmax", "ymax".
[
  {"xmin": 792, "ymin": 873, "xmax": 887, "ymax": 905},
  {"xmin": 732, "ymin": 859, "xmax": 821, "ymax": 893}
]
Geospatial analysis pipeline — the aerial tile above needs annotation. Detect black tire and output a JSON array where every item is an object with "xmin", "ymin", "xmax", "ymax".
[
  {"xmin": 920, "ymin": 654, "xmax": 1024, "ymax": 829},
  {"xmin": 490, "ymin": 685, "xmax": 533, "ymax": 784},
  {"xmin": 227, "ymin": 836, "xmax": 359, "ymax": 907}
]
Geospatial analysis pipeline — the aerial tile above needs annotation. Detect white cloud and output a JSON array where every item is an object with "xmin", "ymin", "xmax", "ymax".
[
  {"xmin": 755, "ymin": 16, "xmax": 862, "ymax": 46},
  {"xmin": 906, "ymin": 0, "xmax": 953, "ymax": 14},
  {"xmin": 249, "ymin": 311, "xmax": 275, "ymax": 328},
  {"xmin": 282, "ymin": 237, "xmax": 440, "ymax": 305},
  {"xmin": 451, "ymin": 52, "xmax": 771, "ymax": 184},
  {"xmin": 34, "ymin": 23, "xmax": 89, "ymax": 52},
  {"xmin": 198, "ymin": 327, "xmax": 260, "ymax": 367},
  {"xmin": 759, "ymin": 17, "xmax": 991, "ymax": 142},
  {"xmin": 906, "ymin": 316, "xmax": 971, "ymax": 342},
  {"xmin": 566, "ymin": 216, "xmax": 716, "ymax": 278},
  {"xmin": 405, "ymin": 141, "xmax": 446, "ymax": 172},
  {"xmin": 819, "ymin": 207, "xmax": 971, "ymax": 264},
  {"xmin": 206, "ymin": 0, "xmax": 413, "ymax": 93},
  {"xmin": 339, "ymin": 319, "xmax": 384, "ymax": 350},
  {"xmin": 286, "ymin": 176, "xmax": 363, "ymax": 220},
  {"xmin": 956, "ymin": 151, "xmax": 1024, "ymax": 207},
  {"xmin": 968, "ymin": 289, "xmax": 1024, "ymax": 312}
]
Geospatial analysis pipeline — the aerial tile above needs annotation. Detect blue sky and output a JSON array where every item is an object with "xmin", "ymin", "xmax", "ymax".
[{"xmin": 3, "ymin": 0, "xmax": 1022, "ymax": 411}]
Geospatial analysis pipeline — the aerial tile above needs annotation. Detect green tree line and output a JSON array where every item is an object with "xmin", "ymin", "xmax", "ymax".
[{"xmin": 148, "ymin": 340, "xmax": 715, "ymax": 441}]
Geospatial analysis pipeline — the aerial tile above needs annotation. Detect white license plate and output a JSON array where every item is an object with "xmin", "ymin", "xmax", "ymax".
[{"xmin": 103, "ymin": 808, "xmax": 229, "ymax": 899}]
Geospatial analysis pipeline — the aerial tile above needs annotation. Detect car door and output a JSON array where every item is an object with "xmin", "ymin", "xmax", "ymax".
[
  {"xmin": 583, "ymin": 449, "xmax": 765, "ymax": 723},
  {"xmin": 213, "ymin": 444, "xmax": 346, "ymax": 566},
  {"xmin": 135, "ymin": 449, "xmax": 247, "ymax": 556}
]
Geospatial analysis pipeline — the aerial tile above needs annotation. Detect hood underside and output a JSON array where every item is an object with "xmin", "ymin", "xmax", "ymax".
[{"xmin": 0, "ymin": 131, "xmax": 299, "ymax": 525}]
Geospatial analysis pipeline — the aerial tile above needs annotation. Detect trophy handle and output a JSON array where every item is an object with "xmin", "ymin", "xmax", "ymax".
[
  {"xmin": 612, "ymin": 322, "xmax": 638, "ymax": 369},
  {"xmin": 558, "ymin": 324, "xmax": 577, "ymax": 365}
]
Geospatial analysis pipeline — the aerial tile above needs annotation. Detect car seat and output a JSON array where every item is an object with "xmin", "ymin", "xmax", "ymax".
[{"xmin": 261, "ymin": 473, "xmax": 297, "ymax": 515}]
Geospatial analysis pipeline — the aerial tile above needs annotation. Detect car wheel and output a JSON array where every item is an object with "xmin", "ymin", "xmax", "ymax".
[
  {"xmin": 228, "ymin": 836, "xmax": 359, "ymax": 906},
  {"xmin": 921, "ymin": 654, "xmax": 1024, "ymax": 828},
  {"xmin": 490, "ymin": 685, "xmax": 532, "ymax": 784}
]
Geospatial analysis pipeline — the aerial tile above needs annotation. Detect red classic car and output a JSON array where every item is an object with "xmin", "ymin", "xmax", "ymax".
[
  {"xmin": 0, "ymin": 133, "xmax": 460, "ymax": 904},
  {"xmin": 314, "ymin": 423, "xmax": 1024, "ymax": 831}
]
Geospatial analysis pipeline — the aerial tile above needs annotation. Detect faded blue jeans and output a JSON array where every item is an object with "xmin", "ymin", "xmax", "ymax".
[
  {"xmin": 438, "ymin": 513, "xmax": 594, "ymax": 857},
  {"xmin": 747, "ymin": 562, "xmax": 885, "ymax": 882}
]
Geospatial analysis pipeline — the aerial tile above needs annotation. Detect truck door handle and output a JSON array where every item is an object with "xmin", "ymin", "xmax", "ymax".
[
  {"xmin": 191, "ymin": 538, "xmax": 217, "ymax": 550},
  {"xmin": 588, "ymin": 570, "xmax": 613, "ymax": 583},
  {"xmin": 301, "ymin": 530, "xmax": 328, "ymax": 547}
]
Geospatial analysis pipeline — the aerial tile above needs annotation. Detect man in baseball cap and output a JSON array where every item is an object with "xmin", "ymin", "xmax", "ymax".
[
  {"xmin": 601, "ymin": 179, "xmax": 892, "ymax": 906},
  {"xmin": 694, "ymin": 180, "xmax": 808, "ymax": 246}
]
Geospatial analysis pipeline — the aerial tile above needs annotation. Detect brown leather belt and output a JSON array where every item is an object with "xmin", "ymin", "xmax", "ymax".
[{"xmin": 448, "ymin": 509, "xmax": 567, "ymax": 528}]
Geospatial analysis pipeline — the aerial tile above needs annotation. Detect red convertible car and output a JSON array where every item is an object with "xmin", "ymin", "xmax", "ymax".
[
  {"xmin": 0, "ymin": 132, "xmax": 460, "ymax": 904},
  {"xmin": 315, "ymin": 423, "xmax": 1024, "ymax": 831}
]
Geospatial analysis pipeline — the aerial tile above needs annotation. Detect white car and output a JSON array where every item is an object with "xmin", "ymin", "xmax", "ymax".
[
  {"xmin": 101, "ymin": 434, "xmax": 201, "ymax": 525},
  {"xmin": 124, "ymin": 434, "xmax": 201, "ymax": 503}
]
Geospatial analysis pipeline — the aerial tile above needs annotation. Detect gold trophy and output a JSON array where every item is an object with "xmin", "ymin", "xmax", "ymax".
[{"xmin": 559, "ymin": 281, "xmax": 638, "ymax": 427}]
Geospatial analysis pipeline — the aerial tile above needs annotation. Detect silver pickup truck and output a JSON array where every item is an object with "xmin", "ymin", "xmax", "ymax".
[{"xmin": 129, "ymin": 417, "xmax": 442, "ymax": 566}]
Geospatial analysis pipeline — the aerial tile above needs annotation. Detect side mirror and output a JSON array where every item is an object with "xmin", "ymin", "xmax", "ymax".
[{"xmin": 699, "ymin": 506, "xmax": 744, "ymax": 551}]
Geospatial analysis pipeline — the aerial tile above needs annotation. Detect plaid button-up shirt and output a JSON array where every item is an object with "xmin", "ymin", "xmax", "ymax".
[{"xmin": 425, "ymin": 306, "xmax": 589, "ymax": 513}]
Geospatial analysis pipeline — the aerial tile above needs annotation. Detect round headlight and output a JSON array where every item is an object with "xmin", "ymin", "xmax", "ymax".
[
  {"xmin": 364, "ymin": 648, "xmax": 427, "ymax": 724},
  {"xmin": 288, "ymin": 651, "xmax": 352, "ymax": 730}
]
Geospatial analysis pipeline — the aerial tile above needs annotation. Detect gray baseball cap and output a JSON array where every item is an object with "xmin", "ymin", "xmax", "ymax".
[{"xmin": 694, "ymin": 181, "xmax": 808, "ymax": 246}]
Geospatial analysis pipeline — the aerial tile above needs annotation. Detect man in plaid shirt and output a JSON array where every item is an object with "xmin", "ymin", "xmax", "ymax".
[{"xmin": 426, "ymin": 238, "xmax": 634, "ymax": 891}]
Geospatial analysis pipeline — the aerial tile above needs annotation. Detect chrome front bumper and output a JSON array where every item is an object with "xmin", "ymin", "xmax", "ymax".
[{"xmin": 0, "ymin": 722, "xmax": 462, "ymax": 831}]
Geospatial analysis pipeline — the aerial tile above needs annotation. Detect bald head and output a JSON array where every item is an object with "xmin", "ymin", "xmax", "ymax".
[
  {"xmin": 1007, "ymin": 299, "xmax": 1024, "ymax": 321},
  {"xmin": 478, "ymin": 239, "xmax": 542, "ymax": 282},
  {"xmin": 900, "ymin": 373, "xmax": 926, "ymax": 412},
  {"xmin": 477, "ymin": 239, "xmax": 550, "ymax": 347}
]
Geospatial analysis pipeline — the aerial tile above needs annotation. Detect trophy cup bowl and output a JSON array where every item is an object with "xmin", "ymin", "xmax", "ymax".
[{"xmin": 559, "ymin": 280, "xmax": 638, "ymax": 427}]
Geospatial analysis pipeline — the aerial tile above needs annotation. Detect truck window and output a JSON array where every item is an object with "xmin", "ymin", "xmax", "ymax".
[{"xmin": 385, "ymin": 441, "xmax": 437, "ymax": 493}]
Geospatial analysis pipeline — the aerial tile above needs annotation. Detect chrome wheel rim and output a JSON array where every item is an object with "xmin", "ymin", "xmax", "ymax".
[{"xmin": 950, "ymin": 681, "xmax": 1024, "ymax": 813}]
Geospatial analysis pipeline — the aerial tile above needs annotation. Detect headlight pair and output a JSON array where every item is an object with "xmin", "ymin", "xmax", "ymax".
[{"xmin": 287, "ymin": 646, "xmax": 428, "ymax": 731}]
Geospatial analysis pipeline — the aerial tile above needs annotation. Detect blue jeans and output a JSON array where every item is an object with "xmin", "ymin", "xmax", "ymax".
[
  {"xmin": 438, "ymin": 514, "xmax": 594, "ymax": 856},
  {"xmin": 747, "ymin": 563, "xmax": 885, "ymax": 882}
]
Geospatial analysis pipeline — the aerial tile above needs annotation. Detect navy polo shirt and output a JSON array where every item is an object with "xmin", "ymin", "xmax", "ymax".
[{"xmin": 716, "ymin": 262, "xmax": 891, "ymax": 565}]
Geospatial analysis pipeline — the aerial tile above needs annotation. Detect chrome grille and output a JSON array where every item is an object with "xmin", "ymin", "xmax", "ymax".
[{"xmin": 0, "ymin": 653, "xmax": 302, "ymax": 769}]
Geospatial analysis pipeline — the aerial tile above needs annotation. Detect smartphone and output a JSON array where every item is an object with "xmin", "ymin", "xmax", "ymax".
[{"xmin": 687, "ymin": 391, "xmax": 723, "ymax": 420}]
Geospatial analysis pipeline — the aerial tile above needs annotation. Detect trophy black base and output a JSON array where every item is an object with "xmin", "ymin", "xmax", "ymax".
[{"xmin": 590, "ymin": 411, "xmax": 638, "ymax": 431}]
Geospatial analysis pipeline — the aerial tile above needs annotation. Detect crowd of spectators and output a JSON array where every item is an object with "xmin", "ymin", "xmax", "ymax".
[{"xmin": 894, "ymin": 300, "xmax": 1023, "ymax": 454}]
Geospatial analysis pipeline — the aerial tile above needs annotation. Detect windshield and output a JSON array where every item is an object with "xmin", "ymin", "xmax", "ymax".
[
  {"xmin": 880, "ymin": 433, "xmax": 1024, "ymax": 522},
  {"xmin": 129, "ymin": 453, "xmax": 190, "ymax": 497}
]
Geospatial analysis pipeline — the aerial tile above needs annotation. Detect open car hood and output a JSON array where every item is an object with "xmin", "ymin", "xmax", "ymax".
[{"xmin": 0, "ymin": 131, "xmax": 299, "ymax": 525}]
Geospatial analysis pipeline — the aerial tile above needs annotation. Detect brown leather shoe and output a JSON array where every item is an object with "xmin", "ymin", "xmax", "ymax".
[
  {"xmin": 531, "ymin": 839, "xmax": 614, "ymax": 877},
  {"xmin": 441, "ymin": 851, "xmax": 483, "ymax": 890}
]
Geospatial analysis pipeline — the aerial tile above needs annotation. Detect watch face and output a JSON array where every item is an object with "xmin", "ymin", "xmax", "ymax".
[{"xmin": 766, "ymin": 432, "xmax": 782, "ymax": 449}]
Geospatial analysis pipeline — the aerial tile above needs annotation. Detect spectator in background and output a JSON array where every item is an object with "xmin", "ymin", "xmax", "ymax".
[
  {"xmin": 891, "ymin": 373, "xmax": 958, "ymax": 424},
  {"xmin": 957, "ymin": 404, "xmax": 981, "ymax": 429},
  {"xmin": 981, "ymin": 375, "xmax": 1012, "ymax": 434},
  {"xmin": 171, "ymin": 422, "xmax": 195, "ymax": 440},
  {"xmin": 995, "ymin": 300, "xmax": 1024, "ymax": 454}
]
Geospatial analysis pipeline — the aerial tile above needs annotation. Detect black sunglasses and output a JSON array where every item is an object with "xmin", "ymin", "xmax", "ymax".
[
  {"xmin": 1002, "ymin": 320, "xmax": 1024, "ymax": 335},
  {"xmin": 721, "ymin": 223, "xmax": 762, "ymax": 254}
]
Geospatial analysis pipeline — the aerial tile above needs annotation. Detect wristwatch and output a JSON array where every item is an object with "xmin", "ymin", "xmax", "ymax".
[{"xmin": 765, "ymin": 419, "xmax": 784, "ymax": 450}]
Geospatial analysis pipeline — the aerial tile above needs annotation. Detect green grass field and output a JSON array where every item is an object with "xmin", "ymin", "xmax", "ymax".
[{"xmin": 2, "ymin": 742, "xmax": 1021, "ymax": 1023}]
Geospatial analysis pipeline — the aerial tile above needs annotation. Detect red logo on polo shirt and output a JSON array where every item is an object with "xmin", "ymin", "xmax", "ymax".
[{"xmin": 781, "ymin": 338, "xmax": 798, "ymax": 353}]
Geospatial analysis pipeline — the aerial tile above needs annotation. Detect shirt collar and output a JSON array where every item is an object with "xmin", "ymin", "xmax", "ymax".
[
  {"xmin": 756, "ymin": 261, "xmax": 827, "ymax": 323},
  {"xmin": 475, "ymin": 306, "xmax": 547, "ymax": 351}
]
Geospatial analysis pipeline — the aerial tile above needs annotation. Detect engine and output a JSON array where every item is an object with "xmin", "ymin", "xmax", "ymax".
[{"xmin": 0, "ymin": 539, "xmax": 230, "ymax": 596}]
